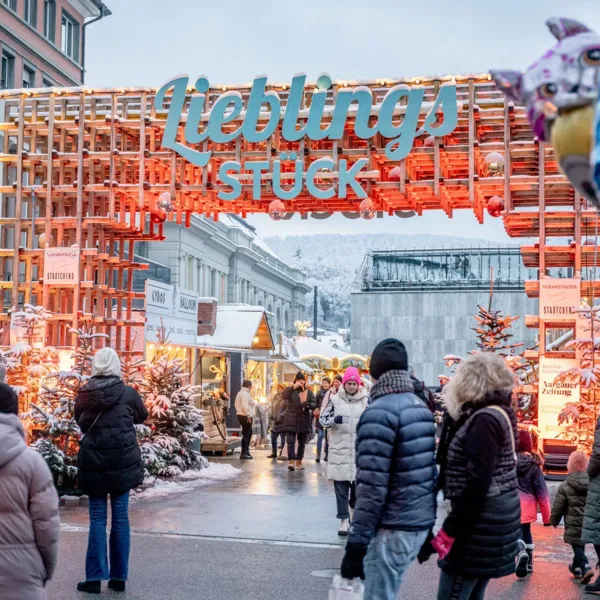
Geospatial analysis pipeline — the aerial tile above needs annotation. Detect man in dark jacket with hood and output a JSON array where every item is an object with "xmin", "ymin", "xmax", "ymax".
[
  {"xmin": 74, "ymin": 347, "xmax": 148, "ymax": 594},
  {"xmin": 341, "ymin": 339, "xmax": 436, "ymax": 599},
  {"xmin": 409, "ymin": 365, "xmax": 435, "ymax": 413}
]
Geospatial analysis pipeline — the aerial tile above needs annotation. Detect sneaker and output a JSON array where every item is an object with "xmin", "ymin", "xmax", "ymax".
[
  {"xmin": 315, "ymin": 458, "xmax": 321, "ymax": 463},
  {"xmin": 585, "ymin": 575, "xmax": 600, "ymax": 594},
  {"xmin": 582, "ymin": 564, "xmax": 595, "ymax": 584},
  {"xmin": 569, "ymin": 564, "xmax": 583, "ymax": 579},
  {"xmin": 288, "ymin": 462, "xmax": 295, "ymax": 472},
  {"xmin": 77, "ymin": 581, "xmax": 101, "ymax": 594},
  {"xmin": 515, "ymin": 550, "xmax": 529, "ymax": 579},
  {"xmin": 324, "ymin": 456, "xmax": 328, "ymax": 462},
  {"xmin": 526, "ymin": 549, "xmax": 533, "ymax": 574},
  {"xmin": 108, "ymin": 580, "xmax": 126, "ymax": 592},
  {"xmin": 338, "ymin": 519, "xmax": 349, "ymax": 536}
]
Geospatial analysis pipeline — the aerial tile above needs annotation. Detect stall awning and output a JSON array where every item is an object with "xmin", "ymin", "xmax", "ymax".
[
  {"xmin": 197, "ymin": 305, "xmax": 274, "ymax": 352},
  {"xmin": 246, "ymin": 353, "xmax": 314, "ymax": 373}
]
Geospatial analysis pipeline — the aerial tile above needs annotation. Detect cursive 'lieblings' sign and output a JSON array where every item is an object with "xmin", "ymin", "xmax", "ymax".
[{"xmin": 155, "ymin": 74, "xmax": 458, "ymax": 201}]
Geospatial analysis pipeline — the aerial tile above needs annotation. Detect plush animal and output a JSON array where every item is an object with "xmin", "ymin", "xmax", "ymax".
[{"xmin": 491, "ymin": 17, "xmax": 600, "ymax": 207}]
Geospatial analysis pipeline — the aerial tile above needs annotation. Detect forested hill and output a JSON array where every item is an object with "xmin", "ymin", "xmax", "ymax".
[{"xmin": 265, "ymin": 234, "xmax": 505, "ymax": 329}]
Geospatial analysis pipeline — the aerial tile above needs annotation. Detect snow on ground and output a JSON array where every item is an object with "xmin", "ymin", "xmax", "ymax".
[{"xmin": 132, "ymin": 462, "xmax": 241, "ymax": 501}]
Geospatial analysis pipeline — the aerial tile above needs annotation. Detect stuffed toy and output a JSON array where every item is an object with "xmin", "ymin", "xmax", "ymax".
[{"xmin": 491, "ymin": 17, "xmax": 600, "ymax": 207}]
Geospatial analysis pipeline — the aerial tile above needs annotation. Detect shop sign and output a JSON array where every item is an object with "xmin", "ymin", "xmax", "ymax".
[
  {"xmin": 144, "ymin": 279, "xmax": 198, "ymax": 346},
  {"xmin": 538, "ymin": 356, "xmax": 580, "ymax": 439},
  {"xmin": 43, "ymin": 247, "xmax": 80, "ymax": 285},
  {"xmin": 539, "ymin": 278, "xmax": 580, "ymax": 321},
  {"xmin": 9, "ymin": 312, "xmax": 45, "ymax": 348},
  {"xmin": 155, "ymin": 74, "xmax": 458, "ymax": 201}
]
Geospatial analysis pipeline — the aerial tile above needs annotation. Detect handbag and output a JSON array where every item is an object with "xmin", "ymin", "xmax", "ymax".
[
  {"xmin": 488, "ymin": 405, "xmax": 517, "ymax": 461},
  {"xmin": 81, "ymin": 411, "xmax": 103, "ymax": 440},
  {"xmin": 329, "ymin": 575, "xmax": 363, "ymax": 600}
]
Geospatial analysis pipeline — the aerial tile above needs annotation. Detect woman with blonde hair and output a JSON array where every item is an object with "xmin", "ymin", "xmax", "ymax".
[{"xmin": 433, "ymin": 353, "xmax": 521, "ymax": 600}]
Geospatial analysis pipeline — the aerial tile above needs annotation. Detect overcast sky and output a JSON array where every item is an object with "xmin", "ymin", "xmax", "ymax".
[{"xmin": 85, "ymin": 0, "xmax": 599, "ymax": 241}]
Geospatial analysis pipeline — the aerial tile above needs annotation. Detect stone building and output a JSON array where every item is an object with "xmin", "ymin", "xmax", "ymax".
[
  {"xmin": 0, "ymin": 0, "xmax": 109, "ymax": 89},
  {"xmin": 141, "ymin": 215, "xmax": 310, "ymax": 337},
  {"xmin": 351, "ymin": 247, "xmax": 539, "ymax": 386}
]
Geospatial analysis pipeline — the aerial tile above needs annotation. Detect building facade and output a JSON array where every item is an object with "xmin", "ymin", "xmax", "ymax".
[
  {"xmin": 0, "ymin": 0, "xmax": 110, "ymax": 89},
  {"xmin": 351, "ymin": 247, "xmax": 540, "ymax": 386},
  {"xmin": 143, "ymin": 215, "xmax": 310, "ymax": 337}
]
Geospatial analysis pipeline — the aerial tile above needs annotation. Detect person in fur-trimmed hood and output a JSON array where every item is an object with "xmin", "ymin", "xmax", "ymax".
[
  {"xmin": 320, "ymin": 367, "xmax": 368, "ymax": 536},
  {"xmin": 433, "ymin": 353, "xmax": 521, "ymax": 600}
]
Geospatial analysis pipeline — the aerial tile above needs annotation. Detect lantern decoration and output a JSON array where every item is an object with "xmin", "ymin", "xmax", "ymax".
[
  {"xmin": 150, "ymin": 209, "xmax": 167, "ymax": 224},
  {"xmin": 424, "ymin": 135, "xmax": 435, "ymax": 147},
  {"xmin": 486, "ymin": 196, "xmax": 504, "ymax": 218},
  {"xmin": 483, "ymin": 151, "xmax": 505, "ymax": 177},
  {"xmin": 388, "ymin": 166, "xmax": 403, "ymax": 182},
  {"xmin": 268, "ymin": 199, "xmax": 286, "ymax": 221},
  {"xmin": 158, "ymin": 192, "xmax": 175, "ymax": 213},
  {"xmin": 359, "ymin": 198, "xmax": 376, "ymax": 220}
]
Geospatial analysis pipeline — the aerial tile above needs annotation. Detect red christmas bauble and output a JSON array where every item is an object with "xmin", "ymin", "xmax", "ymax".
[
  {"xmin": 388, "ymin": 166, "xmax": 402, "ymax": 182},
  {"xmin": 150, "ymin": 209, "xmax": 167, "ymax": 224},
  {"xmin": 486, "ymin": 196, "xmax": 504, "ymax": 218}
]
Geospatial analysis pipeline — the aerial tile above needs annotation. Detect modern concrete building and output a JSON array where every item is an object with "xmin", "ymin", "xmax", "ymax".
[
  {"xmin": 351, "ymin": 247, "xmax": 540, "ymax": 386},
  {"xmin": 142, "ymin": 215, "xmax": 311, "ymax": 337},
  {"xmin": 0, "ymin": 0, "xmax": 110, "ymax": 89}
]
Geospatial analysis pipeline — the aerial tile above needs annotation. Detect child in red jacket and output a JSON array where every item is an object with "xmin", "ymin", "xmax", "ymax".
[{"xmin": 515, "ymin": 429, "xmax": 551, "ymax": 578}]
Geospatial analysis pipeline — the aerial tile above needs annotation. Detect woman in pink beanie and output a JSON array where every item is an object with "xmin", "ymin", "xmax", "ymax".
[{"xmin": 320, "ymin": 367, "xmax": 369, "ymax": 536}]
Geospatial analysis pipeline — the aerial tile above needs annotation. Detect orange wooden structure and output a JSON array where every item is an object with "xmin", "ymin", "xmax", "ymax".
[{"xmin": 0, "ymin": 74, "xmax": 592, "ymax": 353}]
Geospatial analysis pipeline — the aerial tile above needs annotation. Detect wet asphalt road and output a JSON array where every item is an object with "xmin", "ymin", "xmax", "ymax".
[{"xmin": 49, "ymin": 445, "xmax": 595, "ymax": 599}]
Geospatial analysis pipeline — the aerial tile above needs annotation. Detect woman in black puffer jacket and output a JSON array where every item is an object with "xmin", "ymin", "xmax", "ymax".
[
  {"xmin": 74, "ymin": 348, "xmax": 148, "ymax": 595},
  {"xmin": 434, "ymin": 353, "xmax": 521, "ymax": 600}
]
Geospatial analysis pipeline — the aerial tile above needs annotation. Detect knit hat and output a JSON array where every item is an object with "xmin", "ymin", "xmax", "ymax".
[
  {"xmin": 518, "ymin": 429, "xmax": 533, "ymax": 454},
  {"xmin": 92, "ymin": 348, "xmax": 121, "ymax": 378},
  {"xmin": 370, "ymin": 338, "xmax": 409, "ymax": 380},
  {"xmin": 0, "ymin": 383, "xmax": 18, "ymax": 415},
  {"xmin": 342, "ymin": 367, "xmax": 361, "ymax": 386},
  {"xmin": 294, "ymin": 371, "xmax": 306, "ymax": 382}
]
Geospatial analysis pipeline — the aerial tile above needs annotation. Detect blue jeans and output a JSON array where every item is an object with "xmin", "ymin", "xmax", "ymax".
[
  {"xmin": 363, "ymin": 528, "xmax": 428, "ymax": 600},
  {"xmin": 437, "ymin": 572, "xmax": 490, "ymax": 600},
  {"xmin": 86, "ymin": 492, "xmax": 131, "ymax": 581},
  {"xmin": 316, "ymin": 428, "xmax": 324, "ymax": 458},
  {"xmin": 271, "ymin": 431, "xmax": 285, "ymax": 455}
]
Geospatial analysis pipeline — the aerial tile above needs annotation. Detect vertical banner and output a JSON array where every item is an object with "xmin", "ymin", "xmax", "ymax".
[
  {"xmin": 539, "ymin": 277, "xmax": 580, "ymax": 321},
  {"xmin": 538, "ymin": 356, "xmax": 580, "ymax": 439},
  {"xmin": 43, "ymin": 247, "xmax": 81, "ymax": 285}
]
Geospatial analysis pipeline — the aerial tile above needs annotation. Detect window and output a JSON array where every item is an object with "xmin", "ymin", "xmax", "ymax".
[
  {"xmin": 24, "ymin": 0, "xmax": 37, "ymax": 27},
  {"xmin": 61, "ymin": 11, "xmax": 80, "ymax": 62},
  {"xmin": 42, "ymin": 76, "xmax": 53, "ymax": 88},
  {"xmin": 44, "ymin": 0, "xmax": 55, "ymax": 41},
  {"xmin": 2, "ymin": 0, "xmax": 16, "ymax": 10},
  {"xmin": 1, "ymin": 52, "xmax": 14, "ymax": 89},
  {"xmin": 22, "ymin": 66, "xmax": 35, "ymax": 89}
]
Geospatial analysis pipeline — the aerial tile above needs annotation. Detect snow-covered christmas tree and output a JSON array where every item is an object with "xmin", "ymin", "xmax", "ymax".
[
  {"xmin": 24, "ymin": 326, "xmax": 106, "ymax": 489},
  {"xmin": 137, "ymin": 325, "xmax": 205, "ymax": 478}
]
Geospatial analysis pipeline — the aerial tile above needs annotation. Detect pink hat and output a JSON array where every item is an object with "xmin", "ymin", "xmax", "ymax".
[{"xmin": 343, "ymin": 367, "xmax": 361, "ymax": 386}]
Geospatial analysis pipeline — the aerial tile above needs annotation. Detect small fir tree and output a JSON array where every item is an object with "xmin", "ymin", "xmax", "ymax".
[
  {"xmin": 137, "ymin": 325, "xmax": 205, "ymax": 478},
  {"xmin": 25, "ymin": 327, "xmax": 106, "ymax": 489}
]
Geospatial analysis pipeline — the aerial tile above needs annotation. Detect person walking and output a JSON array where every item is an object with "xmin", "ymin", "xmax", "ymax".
[
  {"xmin": 514, "ymin": 429, "xmax": 551, "ymax": 578},
  {"xmin": 340, "ymin": 339, "xmax": 437, "ymax": 599},
  {"xmin": 267, "ymin": 384, "xmax": 286, "ymax": 458},
  {"xmin": 314, "ymin": 377, "xmax": 331, "ymax": 463},
  {"xmin": 320, "ymin": 367, "xmax": 368, "ymax": 536},
  {"xmin": 281, "ymin": 372, "xmax": 316, "ymax": 472},
  {"xmin": 551, "ymin": 451, "xmax": 594, "ymax": 583},
  {"xmin": 235, "ymin": 380, "xmax": 255, "ymax": 460},
  {"xmin": 433, "ymin": 353, "xmax": 521, "ymax": 600},
  {"xmin": 74, "ymin": 347, "xmax": 148, "ymax": 594},
  {"xmin": 581, "ymin": 408, "xmax": 600, "ymax": 594},
  {"xmin": 321, "ymin": 374, "xmax": 342, "ymax": 462},
  {"xmin": 0, "ymin": 383, "xmax": 60, "ymax": 600}
]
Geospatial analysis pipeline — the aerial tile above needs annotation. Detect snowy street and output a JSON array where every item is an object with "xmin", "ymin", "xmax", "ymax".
[{"xmin": 49, "ymin": 446, "xmax": 596, "ymax": 599}]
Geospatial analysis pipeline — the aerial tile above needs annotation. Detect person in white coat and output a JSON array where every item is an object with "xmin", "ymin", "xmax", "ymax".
[
  {"xmin": 235, "ymin": 380, "xmax": 255, "ymax": 460},
  {"xmin": 320, "ymin": 367, "xmax": 369, "ymax": 536}
]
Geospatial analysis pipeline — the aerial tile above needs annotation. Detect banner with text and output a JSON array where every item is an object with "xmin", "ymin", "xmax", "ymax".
[
  {"xmin": 539, "ymin": 278, "xmax": 580, "ymax": 321},
  {"xmin": 43, "ymin": 247, "xmax": 80, "ymax": 285},
  {"xmin": 538, "ymin": 356, "xmax": 580, "ymax": 439},
  {"xmin": 9, "ymin": 312, "xmax": 45, "ymax": 348}
]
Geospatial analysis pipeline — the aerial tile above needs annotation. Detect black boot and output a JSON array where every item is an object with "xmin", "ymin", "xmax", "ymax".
[
  {"xmin": 77, "ymin": 581, "xmax": 101, "ymax": 594},
  {"xmin": 586, "ymin": 574, "xmax": 600, "ymax": 594},
  {"xmin": 108, "ymin": 580, "xmax": 126, "ymax": 592}
]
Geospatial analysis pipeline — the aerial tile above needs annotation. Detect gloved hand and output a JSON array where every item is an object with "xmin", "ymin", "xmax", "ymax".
[
  {"xmin": 431, "ymin": 529, "xmax": 455, "ymax": 560},
  {"xmin": 417, "ymin": 529, "xmax": 435, "ymax": 564},
  {"xmin": 334, "ymin": 415, "xmax": 344, "ymax": 424},
  {"xmin": 341, "ymin": 543, "xmax": 367, "ymax": 581}
]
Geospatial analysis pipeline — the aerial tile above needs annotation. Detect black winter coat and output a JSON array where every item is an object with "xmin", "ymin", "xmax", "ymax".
[
  {"xmin": 75, "ymin": 376, "xmax": 148, "ymax": 497},
  {"xmin": 552, "ymin": 471, "xmax": 589, "ymax": 545},
  {"xmin": 411, "ymin": 376, "xmax": 435, "ymax": 413},
  {"xmin": 349, "ymin": 390, "xmax": 437, "ymax": 548},
  {"xmin": 280, "ymin": 387, "xmax": 316, "ymax": 434}
]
